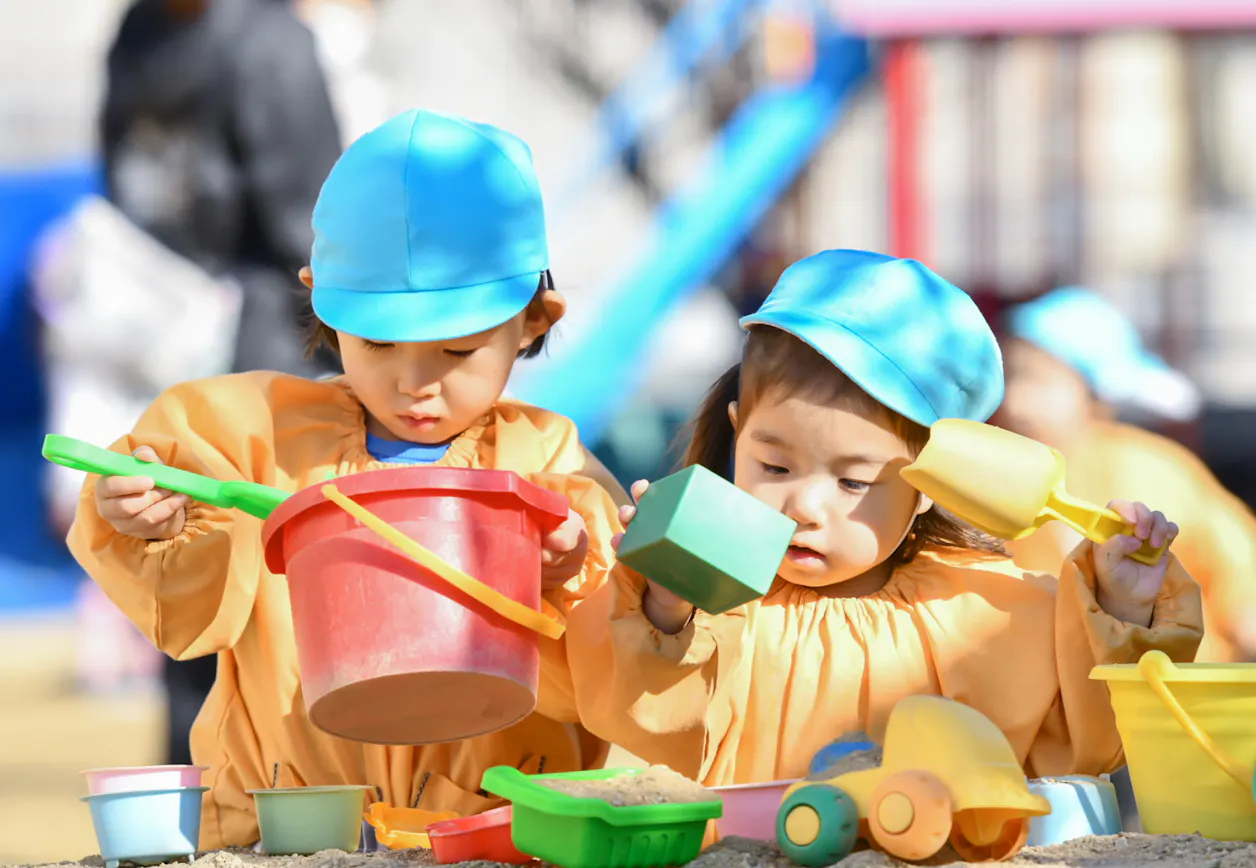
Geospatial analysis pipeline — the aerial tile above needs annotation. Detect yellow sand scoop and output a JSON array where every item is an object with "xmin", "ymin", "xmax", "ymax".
[{"xmin": 900, "ymin": 419, "xmax": 1167, "ymax": 566}]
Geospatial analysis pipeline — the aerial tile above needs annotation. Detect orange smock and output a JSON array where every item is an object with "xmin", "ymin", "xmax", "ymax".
[
  {"xmin": 1009, "ymin": 421, "xmax": 1256, "ymax": 663},
  {"xmin": 567, "ymin": 544, "xmax": 1202, "ymax": 786},
  {"xmin": 66, "ymin": 371, "xmax": 624, "ymax": 848}
]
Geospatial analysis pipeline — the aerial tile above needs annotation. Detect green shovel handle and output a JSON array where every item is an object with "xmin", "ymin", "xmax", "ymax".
[{"xmin": 41, "ymin": 434, "xmax": 225, "ymax": 505}]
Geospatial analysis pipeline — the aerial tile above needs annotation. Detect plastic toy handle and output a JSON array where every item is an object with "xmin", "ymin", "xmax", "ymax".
[
  {"xmin": 1138, "ymin": 650, "xmax": 1251, "ymax": 789},
  {"xmin": 1045, "ymin": 490, "xmax": 1168, "ymax": 566},
  {"xmin": 42, "ymin": 434, "xmax": 223, "ymax": 504},
  {"xmin": 321, "ymin": 485, "xmax": 566, "ymax": 640}
]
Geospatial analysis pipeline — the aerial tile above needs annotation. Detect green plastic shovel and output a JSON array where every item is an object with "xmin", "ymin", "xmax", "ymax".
[{"xmin": 42, "ymin": 433, "xmax": 290, "ymax": 520}]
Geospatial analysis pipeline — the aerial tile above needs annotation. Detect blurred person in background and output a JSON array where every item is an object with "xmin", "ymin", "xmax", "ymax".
[
  {"xmin": 292, "ymin": 0, "xmax": 392, "ymax": 145},
  {"xmin": 103, "ymin": 0, "xmax": 342, "ymax": 376},
  {"xmin": 97, "ymin": 0, "xmax": 343, "ymax": 766},
  {"xmin": 993, "ymin": 287, "xmax": 1256, "ymax": 663}
]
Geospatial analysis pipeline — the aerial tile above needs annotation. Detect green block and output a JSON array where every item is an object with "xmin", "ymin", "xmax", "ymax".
[{"xmin": 617, "ymin": 464, "xmax": 797, "ymax": 614}]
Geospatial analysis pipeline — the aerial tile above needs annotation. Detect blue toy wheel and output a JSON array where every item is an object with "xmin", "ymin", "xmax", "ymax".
[{"xmin": 777, "ymin": 784, "xmax": 859, "ymax": 867}]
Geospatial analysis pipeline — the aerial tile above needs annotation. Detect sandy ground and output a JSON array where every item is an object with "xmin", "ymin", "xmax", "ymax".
[
  {"xmin": 13, "ymin": 833, "xmax": 1256, "ymax": 868},
  {"xmin": 0, "ymin": 616, "xmax": 165, "ymax": 866}
]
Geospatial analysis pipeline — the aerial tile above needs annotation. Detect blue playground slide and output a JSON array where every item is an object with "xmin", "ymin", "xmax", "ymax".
[
  {"xmin": 514, "ymin": 25, "xmax": 872, "ymax": 444},
  {"xmin": 558, "ymin": 0, "xmax": 767, "ymax": 207}
]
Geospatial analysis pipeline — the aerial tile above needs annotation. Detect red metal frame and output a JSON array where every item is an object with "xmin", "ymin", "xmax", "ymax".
[{"xmin": 884, "ymin": 39, "xmax": 924, "ymax": 262}]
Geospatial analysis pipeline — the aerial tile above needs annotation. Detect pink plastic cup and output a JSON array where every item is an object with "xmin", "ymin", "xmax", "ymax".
[
  {"xmin": 82, "ymin": 766, "xmax": 209, "ymax": 796},
  {"xmin": 711, "ymin": 780, "xmax": 798, "ymax": 841}
]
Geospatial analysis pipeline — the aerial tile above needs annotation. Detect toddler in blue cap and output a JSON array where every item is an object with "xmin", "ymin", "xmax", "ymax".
[
  {"xmin": 566, "ymin": 250, "xmax": 1202, "ymax": 835},
  {"xmin": 997, "ymin": 287, "xmax": 1256, "ymax": 663},
  {"xmin": 70, "ymin": 108, "xmax": 629, "ymax": 844}
]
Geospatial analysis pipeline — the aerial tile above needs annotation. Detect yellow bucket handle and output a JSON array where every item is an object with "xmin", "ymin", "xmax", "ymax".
[
  {"xmin": 321, "ymin": 484, "xmax": 566, "ymax": 641},
  {"xmin": 1138, "ymin": 650, "xmax": 1251, "ymax": 789}
]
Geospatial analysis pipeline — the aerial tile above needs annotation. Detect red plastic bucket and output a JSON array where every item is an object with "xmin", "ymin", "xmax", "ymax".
[{"xmin": 262, "ymin": 467, "xmax": 568, "ymax": 745}]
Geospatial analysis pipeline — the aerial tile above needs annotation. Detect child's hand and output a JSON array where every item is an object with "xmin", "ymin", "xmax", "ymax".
[
  {"xmin": 541, "ymin": 508, "xmax": 589, "ymax": 590},
  {"xmin": 613, "ymin": 479, "xmax": 695, "ymax": 635},
  {"xmin": 94, "ymin": 447, "xmax": 189, "ymax": 541},
  {"xmin": 1093, "ymin": 499, "xmax": 1178, "ymax": 628}
]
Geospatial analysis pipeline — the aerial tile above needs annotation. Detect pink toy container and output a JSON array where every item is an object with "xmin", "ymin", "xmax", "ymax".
[
  {"xmin": 711, "ymin": 780, "xmax": 798, "ymax": 841},
  {"xmin": 82, "ymin": 766, "xmax": 209, "ymax": 796}
]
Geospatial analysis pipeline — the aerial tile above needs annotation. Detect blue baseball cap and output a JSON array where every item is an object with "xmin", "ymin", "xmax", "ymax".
[
  {"xmin": 739, "ymin": 250, "xmax": 1004, "ymax": 426},
  {"xmin": 309, "ymin": 108, "xmax": 549, "ymax": 342},
  {"xmin": 1006, "ymin": 287, "xmax": 1201, "ymax": 420}
]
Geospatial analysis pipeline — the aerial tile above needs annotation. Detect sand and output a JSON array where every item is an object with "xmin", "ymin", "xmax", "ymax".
[
  {"xmin": 805, "ymin": 745, "xmax": 884, "ymax": 781},
  {"xmin": 536, "ymin": 765, "xmax": 716, "ymax": 806},
  {"xmin": 14, "ymin": 834, "xmax": 1256, "ymax": 868}
]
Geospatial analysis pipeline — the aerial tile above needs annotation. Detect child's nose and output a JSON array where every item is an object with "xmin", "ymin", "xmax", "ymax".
[
  {"xmin": 782, "ymin": 480, "xmax": 828, "ymax": 527},
  {"xmin": 398, "ymin": 370, "xmax": 440, "ymax": 399}
]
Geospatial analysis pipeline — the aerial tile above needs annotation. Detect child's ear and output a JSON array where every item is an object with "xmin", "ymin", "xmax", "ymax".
[
  {"xmin": 522, "ymin": 290, "xmax": 567, "ymax": 347},
  {"xmin": 727, "ymin": 401, "xmax": 739, "ymax": 429},
  {"xmin": 915, "ymin": 493, "xmax": 934, "ymax": 516},
  {"xmin": 298, "ymin": 266, "xmax": 314, "ymax": 290}
]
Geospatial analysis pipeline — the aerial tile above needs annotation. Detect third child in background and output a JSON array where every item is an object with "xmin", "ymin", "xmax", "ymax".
[{"xmin": 996, "ymin": 287, "xmax": 1256, "ymax": 663}]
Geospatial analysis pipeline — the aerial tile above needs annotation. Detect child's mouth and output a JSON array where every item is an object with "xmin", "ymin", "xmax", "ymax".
[
  {"xmin": 786, "ymin": 544, "xmax": 826, "ymax": 567},
  {"xmin": 402, "ymin": 414, "xmax": 439, "ymax": 431}
]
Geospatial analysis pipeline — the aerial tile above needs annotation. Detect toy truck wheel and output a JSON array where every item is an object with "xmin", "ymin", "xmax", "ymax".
[
  {"xmin": 867, "ymin": 771, "xmax": 953, "ymax": 862},
  {"xmin": 776, "ymin": 784, "xmax": 859, "ymax": 867},
  {"xmin": 949, "ymin": 813, "xmax": 1030, "ymax": 862}
]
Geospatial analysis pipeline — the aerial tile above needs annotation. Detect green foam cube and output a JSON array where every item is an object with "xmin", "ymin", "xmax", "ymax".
[{"xmin": 617, "ymin": 464, "xmax": 797, "ymax": 614}]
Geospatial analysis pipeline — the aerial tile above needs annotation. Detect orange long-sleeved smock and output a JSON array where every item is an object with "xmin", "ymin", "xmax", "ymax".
[
  {"xmin": 567, "ymin": 544, "xmax": 1202, "ymax": 786},
  {"xmin": 67, "ymin": 371, "xmax": 624, "ymax": 848},
  {"xmin": 1009, "ymin": 421, "xmax": 1256, "ymax": 663}
]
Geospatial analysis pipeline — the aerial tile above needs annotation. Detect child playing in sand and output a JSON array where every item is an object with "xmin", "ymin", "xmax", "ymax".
[
  {"xmin": 568, "ymin": 249, "xmax": 1203, "ymax": 797},
  {"xmin": 68, "ymin": 108, "xmax": 626, "ymax": 849}
]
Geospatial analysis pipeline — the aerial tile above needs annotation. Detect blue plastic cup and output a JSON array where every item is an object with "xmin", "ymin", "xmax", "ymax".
[
  {"xmin": 82, "ymin": 786, "xmax": 208, "ymax": 868},
  {"xmin": 1027, "ymin": 776, "xmax": 1122, "ymax": 846}
]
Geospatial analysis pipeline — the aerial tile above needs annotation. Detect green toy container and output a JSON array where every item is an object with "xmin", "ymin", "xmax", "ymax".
[
  {"xmin": 616, "ymin": 464, "xmax": 797, "ymax": 614},
  {"xmin": 247, "ymin": 785, "xmax": 371, "ymax": 855},
  {"xmin": 480, "ymin": 766, "xmax": 722, "ymax": 868}
]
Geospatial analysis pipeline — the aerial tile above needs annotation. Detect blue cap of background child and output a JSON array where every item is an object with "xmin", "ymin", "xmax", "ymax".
[
  {"xmin": 739, "ymin": 250, "xmax": 1004, "ymax": 426},
  {"xmin": 1006, "ymin": 286, "xmax": 1201, "ymax": 419},
  {"xmin": 309, "ymin": 108, "xmax": 549, "ymax": 342}
]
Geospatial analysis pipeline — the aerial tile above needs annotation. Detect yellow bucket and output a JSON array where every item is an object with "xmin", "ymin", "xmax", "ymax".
[{"xmin": 1092, "ymin": 650, "xmax": 1256, "ymax": 840}]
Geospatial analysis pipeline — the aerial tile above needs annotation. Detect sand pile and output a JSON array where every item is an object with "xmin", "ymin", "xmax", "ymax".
[{"xmin": 15, "ymin": 833, "xmax": 1256, "ymax": 868}]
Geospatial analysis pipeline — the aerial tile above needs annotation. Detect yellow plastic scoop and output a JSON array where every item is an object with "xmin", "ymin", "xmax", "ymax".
[
  {"xmin": 900, "ymin": 419, "xmax": 1167, "ymax": 566},
  {"xmin": 364, "ymin": 803, "xmax": 458, "ymax": 850}
]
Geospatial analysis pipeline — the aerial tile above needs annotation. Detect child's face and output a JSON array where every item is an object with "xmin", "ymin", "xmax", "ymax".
[
  {"xmin": 731, "ymin": 392, "xmax": 931, "ymax": 595},
  {"xmin": 993, "ymin": 338, "xmax": 1098, "ymax": 449},
  {"xmin": 338, "ymin": 301, "xmax": 559, "ymax": 445}
]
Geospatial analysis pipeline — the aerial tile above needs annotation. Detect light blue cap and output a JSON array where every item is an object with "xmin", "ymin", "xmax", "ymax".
[
  {"xmin": 309, "ymin": 108, "xmax": 549, "ymax": 342},
  {"xmin": 1006, "ymin": 286, "xmax": 1200, "ymax": 419},
  {"xmin": 739, "ymin": 249, "xmax": 1004, "ymax": 426}
]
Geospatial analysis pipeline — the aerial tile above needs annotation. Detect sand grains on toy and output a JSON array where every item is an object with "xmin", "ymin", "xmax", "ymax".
[
  {"xmin": 533, "ymin": 765, "xmax": 715, "ymax": 807},
  {"xmin": 807, "ymin": 740, "xmax": 884, "ymax": 781}
]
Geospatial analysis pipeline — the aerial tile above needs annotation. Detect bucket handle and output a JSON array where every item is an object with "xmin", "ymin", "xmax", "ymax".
[
  {"xmin": 321, "ymin": 485, "xmax": 566, "ymax": 640},
  {"xmin": 1138, "ymin": 650, "xmax": 1251, "ymax": 789}
]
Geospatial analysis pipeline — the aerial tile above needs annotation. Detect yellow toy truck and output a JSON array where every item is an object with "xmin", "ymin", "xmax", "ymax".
[{"xmin": 776, "ymin": 695, "xmax": 1052, "ymax": 864}]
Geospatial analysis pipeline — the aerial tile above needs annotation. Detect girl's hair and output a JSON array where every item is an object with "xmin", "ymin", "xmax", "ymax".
[
  {"xmin": 302, "ymin": 270, "xmax": 557, "ymax": 359},
  {"xmin": 681, "ymin": 326, "xmax": 1005, "ymax": 564}
]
